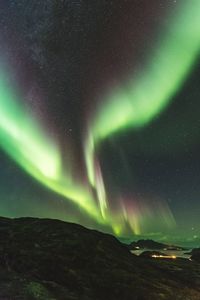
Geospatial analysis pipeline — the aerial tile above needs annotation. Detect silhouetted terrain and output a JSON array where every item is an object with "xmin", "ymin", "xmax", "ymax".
[
  {"xmin": 139, "ymin": 251, "xmax": 167, "ymax": 258},
  {"xmin": 0, "ymin": 217, "xmax": 199, "ymax": 299},
  {"xmin": 128, "ymin": 239, "xmax": 185, "ymax": 251},
  {"xmin": 188, "ymin": 248, "xmax": 200, "ymax": 262}
]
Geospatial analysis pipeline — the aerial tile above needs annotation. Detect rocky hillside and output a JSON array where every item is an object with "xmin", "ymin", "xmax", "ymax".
[{"xmin": 0, "ymin": 217, "xmax": 199, "ymax": 299}]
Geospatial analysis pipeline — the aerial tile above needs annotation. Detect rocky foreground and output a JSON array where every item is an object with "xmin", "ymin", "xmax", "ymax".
[{"xmin": 0, "ymin": 217, "xmax": 199, "ymax": 300}]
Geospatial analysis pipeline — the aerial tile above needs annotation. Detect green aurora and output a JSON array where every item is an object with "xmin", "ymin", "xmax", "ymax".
[
  {"xmin": 0, "ymin": 0, "xmax": 200, "ymax": 236},
  {"xmin": 0, "ymin": 66, "xmax": 101, "ymax": 221},
  {"xmin": 84, "ymin": 0, "xmax": 200, "ymax": 234}
]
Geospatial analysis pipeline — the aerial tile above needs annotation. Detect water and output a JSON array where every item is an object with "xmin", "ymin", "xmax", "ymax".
[{"xmin": 131, "ymin": 248, "xmax": 192, "ymax": 259}]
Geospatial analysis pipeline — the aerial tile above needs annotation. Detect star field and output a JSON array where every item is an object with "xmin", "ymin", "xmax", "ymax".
[{"xmin": 0, "ymin": 1, "xmax": 200, "ymax": 243}]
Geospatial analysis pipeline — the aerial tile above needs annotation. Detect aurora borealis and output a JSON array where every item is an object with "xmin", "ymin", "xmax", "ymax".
[{"xmin": 0, "ymin": 1, "xmax": 200, "ymax": 241}]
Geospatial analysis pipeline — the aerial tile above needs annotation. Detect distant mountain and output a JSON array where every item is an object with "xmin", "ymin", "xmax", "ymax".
[
  {"xmin": 0, "ymin": 217, "xmax": 199, "ymax": 299},
  {"xmin": 128, "ymin": 239, "xmax": 186, "ymax": 251},
  {"xmin": 186, "ymin": 248, "xmax": 200, "ymax": 262},
  {"xmin": 139, "ymin": 251, "xmax": 167, "ymax": 258}
]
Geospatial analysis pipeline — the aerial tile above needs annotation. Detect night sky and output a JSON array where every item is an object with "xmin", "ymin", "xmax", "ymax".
[{"xmin": 0, "ymin": 0, "xmax": 200, "ymax": 244}]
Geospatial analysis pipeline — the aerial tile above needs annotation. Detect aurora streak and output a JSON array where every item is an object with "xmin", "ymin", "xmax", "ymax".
[
  {"xmin": 85, "ymin": 0, "xmax": 200, "ymax": 186},
  {"xmin": 0, "ymin": 66, "xmax": 100, "ymax": 221},
  {"xmin": 0, "ymin": 0, "xmax": 200, "ymax": 236},
  {"xmin": 84, "ymin": 0, "xmax": 200, "ymax": 233}
]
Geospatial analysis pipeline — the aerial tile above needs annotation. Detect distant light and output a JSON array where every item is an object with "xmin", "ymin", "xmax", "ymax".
[{"xmin": 151, "ymin": 255, "xmax": 176, "ymax": 259}]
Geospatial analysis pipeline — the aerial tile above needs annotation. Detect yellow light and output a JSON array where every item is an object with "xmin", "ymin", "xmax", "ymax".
[{"xmin": 151, "ymin": 254, "xmax": 177, "ymax": 259}]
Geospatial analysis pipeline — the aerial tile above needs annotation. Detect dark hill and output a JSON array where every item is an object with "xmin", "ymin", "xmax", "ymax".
[
  {"xmin": 0, "ymin": 217, "xmax": 199, "ymax": 299},
  {"xmin": 139, "ymin": 251, "xmax": 167, "ymax": 258},
  {"xmin": 189, "ymin": 248, "xmax": 200, "ymax": 262},
  {"xmin": 128, "ymin": 239, "xmax": 185, "ymax": 251}
]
